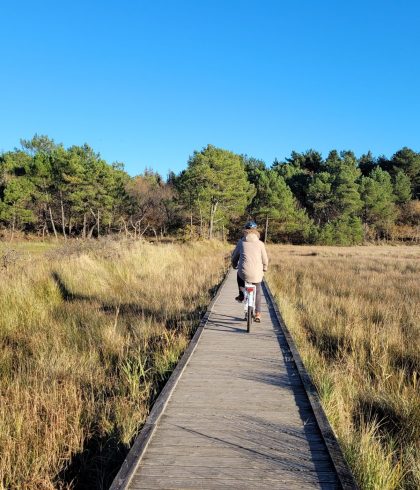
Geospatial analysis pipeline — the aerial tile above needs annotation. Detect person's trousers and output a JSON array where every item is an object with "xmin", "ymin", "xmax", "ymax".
[{"xmin": 237, "ymin": 273, "xmax": 262, "ymax": 312}]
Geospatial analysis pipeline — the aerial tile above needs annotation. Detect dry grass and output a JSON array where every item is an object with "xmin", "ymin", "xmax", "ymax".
[
  {"xmin": 0, "ymin": 239, "xmax": 229, "ymax": 489},
  {"xmin": 266, "ymin": 244, "xmax": 420, "ymax": 490}
]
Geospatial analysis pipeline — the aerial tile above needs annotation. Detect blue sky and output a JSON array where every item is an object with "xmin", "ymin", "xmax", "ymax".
[{"xmin": 1, "ymin": 0, "xmax": 419, "ymax": 177}]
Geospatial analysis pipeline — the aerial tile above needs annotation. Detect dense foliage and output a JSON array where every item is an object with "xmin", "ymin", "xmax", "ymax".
[{"xmin": 1, "ymin": 135, "xmax": 419, "ymax": 244}]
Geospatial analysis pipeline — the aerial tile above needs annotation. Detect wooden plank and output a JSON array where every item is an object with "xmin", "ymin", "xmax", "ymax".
[
  {"xmin": 140, "ymin": 455, "xmax": 335, "ymax": 472},
  {"xmin": 144, "ymin": 446, "xmax": 333, "ymax": 463},
  {"xmin": 130, "ymin": 477, "xmax": 339, "ymax": 490},
  {"xmin": 158, "ymin": 414, "xmax": 319, "ymax": 427},
  {"xmin": 263, "ymin": 280, "xmax": 359, "ymax": 490},
  {"xmin": 144, "ymin": 446, "xmax": 334, "ymax": 464},
  {"xmin": 111, "ymin": 268, "xmax": 356, "ymax": 490},
  {"xmin": 156, "ymin": 420, "xmax": 323, "ymax": 439},
  {"xmin": 132, "ymin": 466, "xmax": 340, "ymax": 482},
  {"xmin": 109, "ymin": 267, "xmax": 231, "ymax": 490},
  {"xmin": 148, "ymin": 432, "xmax": 328, "ymax": 452}
]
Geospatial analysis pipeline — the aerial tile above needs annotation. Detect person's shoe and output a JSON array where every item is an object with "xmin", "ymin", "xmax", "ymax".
[
  {"xmin": 254, "ymin": 312, "xmax": 261, "ymax": 322},
  {"xmin": 235, "ymin": 292, "xmax": 244, "ymax": 302}
]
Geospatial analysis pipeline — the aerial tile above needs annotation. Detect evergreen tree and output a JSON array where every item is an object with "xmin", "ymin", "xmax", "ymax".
[
  {"xmin": 330, "ymin": 151, "xmax": 362, "ymax": 218},
  {"xmin": 0, "ymin": 176, "xmax": 36, "ymax": 237},
  {"xmin": 393, "ymin": 170, "xmax": 412, "ymax": 205},
  {"xmin": 318, "ymin": 216, "xmax": 364, "ymax": 245},
  {"xmin": 0, "ymin": 136, "xmax": 417, "ymax": 244},
  {"xmin": 306, "ymin": 172, "xmax": 334, "ymax": 225},
  {"xmin": 180, "ymin": 145, "xmax": 254, "ymax": 239},
  {"xmin": 272, "ymin": 156, "xmax": 310, "ymax": 208},
  {"xmin": 359, "ymin": 167, "xmax": 397, "ymax": 237},
  {"xmin": 250, "ymin": 169, "xmax": 298, "ymax": 242},
  {"xmin": 390, "ymin": 147, "xmax": 420, "ymax": 198},
  {"xmin": 241, "ymin": 156, "xmax": 266, "ymax": 186},
  {"xmin": 358, "ymin": 151, "xmax": 377, "ymax": 176},
  {"xmin": 0, "ymin": 150, "xmax": 37, "ymax": 236}
]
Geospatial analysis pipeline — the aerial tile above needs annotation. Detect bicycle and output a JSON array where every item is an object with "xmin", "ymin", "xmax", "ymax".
[{"xmin": 242, "ymin": 282, "xmax": 256, "ymax": 332}]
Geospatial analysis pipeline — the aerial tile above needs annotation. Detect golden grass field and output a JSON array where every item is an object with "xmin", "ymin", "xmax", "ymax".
[
  {"xmin": 0, "ymin": 240, "xmax": 419, "ymax": 489},
  {"xmin": 266, "ymin": 245, "xmax": 420, "ymax": 490},
  {"xmin": 0, "ymin": 240, "xmax": 229, "ymax": 489}
]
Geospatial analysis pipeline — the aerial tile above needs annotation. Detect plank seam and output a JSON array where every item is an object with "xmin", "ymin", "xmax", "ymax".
[
  {"xmin": 262, "ymin": 279, "xmax": 359, "ymax": 490},
  {"xmin": 109, "ymin": 261, "xmax": 231, "ymax": 490}
]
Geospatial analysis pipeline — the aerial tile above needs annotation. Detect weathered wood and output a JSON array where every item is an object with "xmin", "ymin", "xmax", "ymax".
[
  {"xmin": 134, "ymin": 466, "xmax": 339, "ymax": 482},
  {"xmin": 140, "ymin": 454, "xmax": 334, "ymax": 469},
  {"xmin": 109, "ymin": 268, "xmax": 230, "ymax": 490},
  {"xmin": 263, "ymin": 280, "xmax": 359, "ymax": 490},
  {"xmin": 144, "ymin": 445, "xmax": 334, "ymax": 462},
  {"xmin": 111, "ymin": 268, "xmax": 357, "ymax": 489},
  {"xmin": 130, "ymin": 477, "xmax": 340, "ymax": 490}
]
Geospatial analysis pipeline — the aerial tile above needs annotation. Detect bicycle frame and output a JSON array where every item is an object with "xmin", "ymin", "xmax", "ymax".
[{"xmin": 242, "ymin": 282, "xmax": 256, "ymax": 332}]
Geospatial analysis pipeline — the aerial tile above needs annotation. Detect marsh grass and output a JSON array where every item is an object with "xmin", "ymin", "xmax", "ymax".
[
  {"xmin": 0, "ymin": 239, "xmax": 228, "ymax": 489},
  {"xmin": 266, "ymin": 245, "xmax": 420, "ymax": 490}
]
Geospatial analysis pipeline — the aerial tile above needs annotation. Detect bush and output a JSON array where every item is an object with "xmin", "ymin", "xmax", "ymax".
[{"xmin": 318, "ymin": 216, "xmax": 364, "ymax": 245}]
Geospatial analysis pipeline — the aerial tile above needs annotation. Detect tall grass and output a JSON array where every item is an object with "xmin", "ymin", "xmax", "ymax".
[
  {"xmin": 0, "ymin": 239, "xmax": 228, "ymax": 489},
  {"xmin": 266, "ymin": 245, "xmax": 420, "ymax": 490}
]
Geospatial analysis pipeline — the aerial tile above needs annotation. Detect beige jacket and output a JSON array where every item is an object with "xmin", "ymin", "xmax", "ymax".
[{"xmin": 231, "ymin": 230, "xmax": 269, "ymax": 283}]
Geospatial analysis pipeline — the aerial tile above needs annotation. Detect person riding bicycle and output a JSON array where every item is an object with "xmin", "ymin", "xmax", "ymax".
[{"xmin": 231, "ymin": 221, "xmax": 268, "ymax": 323}]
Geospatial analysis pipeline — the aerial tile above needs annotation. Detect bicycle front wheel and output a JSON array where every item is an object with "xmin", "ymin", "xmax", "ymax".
[{"xmin": 247, "ymin": 305, "xmax": 253, "ymax": 332}]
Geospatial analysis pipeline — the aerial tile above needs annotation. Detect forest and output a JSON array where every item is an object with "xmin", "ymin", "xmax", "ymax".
[{"xmin": 0, "ymin": 135, "xmax": 419, "ymax": 244}]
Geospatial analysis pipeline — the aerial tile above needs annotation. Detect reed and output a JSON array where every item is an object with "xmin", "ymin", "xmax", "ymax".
[
  {"xmin": 0, "ymin": 239, "xmax": 228, "ymax": 489},
  {"xmin": 266, "ymin": 245, "xmax": 420, "ymax": 490}
]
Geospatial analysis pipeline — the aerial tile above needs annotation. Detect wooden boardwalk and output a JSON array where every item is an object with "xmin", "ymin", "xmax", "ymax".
[{"xmin": 112, "ymin": 269, "xmax": 356, "ymax": 489}]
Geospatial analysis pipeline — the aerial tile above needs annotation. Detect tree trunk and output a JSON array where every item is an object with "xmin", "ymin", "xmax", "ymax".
[
  {"xmin": 9, "ymin": 214, "xmax": 16, "ymax": 242},
  {"xmin": 82, "ymin": 214, "xmax": 87, "ymax": 239},
  {"xmin": 122, "ymin": 218, "xmax": 128, "ymax": 238},
  {"xmin": 88, "ymin": 223, "xmax": 96, "ymax": 239},
  {"xmin": 190, "ymin": 211, "xmax": 193, "ymax": 240},
  {"xmin": 60, "ymin": 192, "xmax": 67, "ymax": 240},
  {"xmin": 264, "ymin": 215, "xmax": 269, "ymax": 243},
  {"xmin": 199, "ymin": 208, "xmax": 203, "ymax": 238},
  {"xmin": 209, "ymin": 202, "xmax": 218, "ymax": 239},
  {"xmin": 97, "ymin": 210, "xmax": 100, "ymax": 237},
  {"xmin": 49, "ymin": 207, "xmax": 58, "ymax": 239},
  {"xmin": 140, "ymin": 223, "xmax": 150, "ymax": 237}
]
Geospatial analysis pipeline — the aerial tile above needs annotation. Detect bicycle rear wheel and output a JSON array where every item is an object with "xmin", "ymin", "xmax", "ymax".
[{"xmin": 247, "ymin": 305, "xmax": 253, "ymax": 332}]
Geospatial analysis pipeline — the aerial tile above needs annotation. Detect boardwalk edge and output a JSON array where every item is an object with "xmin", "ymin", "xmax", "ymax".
[
  {"xmin": 263, "ymin": 279, "xmax": 359, "ymax": 490},
  {"xmin": 109, "ymin": 264, "xmax": 231, "ymax": 490}
]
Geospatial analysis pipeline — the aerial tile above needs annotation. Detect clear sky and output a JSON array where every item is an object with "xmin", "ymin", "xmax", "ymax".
[{"xmin": 1, "ymin": 0, "xmax": 419, "ymax": 177}]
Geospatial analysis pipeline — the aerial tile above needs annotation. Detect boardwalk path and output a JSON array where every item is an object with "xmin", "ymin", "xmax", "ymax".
[{"xmin": 112, "ymin": 269, "xmax": 355, "ymax": 489}]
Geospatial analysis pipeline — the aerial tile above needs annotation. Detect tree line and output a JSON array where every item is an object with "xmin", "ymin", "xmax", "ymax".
[{"xmin": 0, "ymin": 135, "xmax": 419, "ymax": 244}]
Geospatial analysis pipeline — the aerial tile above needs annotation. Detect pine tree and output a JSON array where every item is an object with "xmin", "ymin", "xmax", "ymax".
[
  {"xmin": 359, "ymin": 167, "xmax": 397, "ymax": 238},
  {"xmin": 180, "ymin": 145, "xmax": 254, "ymax": 239},
  {"xmin": 318, "ymin": 216, "xmax": 364, "ymax": 245},
  {"xmin": 358, "ymin": 151, "xmax": 377, "ymax": 176},
  {"xmin": 326, "ymin": 151, "xmax": 363, "ymax": 218},
  {"xmin": 251, "ymin": 169, "xmax": 298, "ymax": 242},
  {"xmin": 0, "ymin": 150, "xmax": 37, "ymax": 237},
  {"xmin": 306, "ymin": 172, "xmax": 334, "ymax": 225},
  {"xmin": 393, "ymin": 170, "xmax": 412, "ymax": 205},
  {"xmin": 390, "ymin": 147, "xmax": 420, "ymax": 198}
]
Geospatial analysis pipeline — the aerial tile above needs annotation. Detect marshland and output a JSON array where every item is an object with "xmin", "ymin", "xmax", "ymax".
[
  {"xmin": 0, "ymin": 241, "xmax": 418, "ymax": 489},
  {"xmin": 267, "ymin": 245, "xmax": 420, "ymax": 490},
  {"xmin": 0, "ymin": 240, "xmax": 229, "ymax": 489}
]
